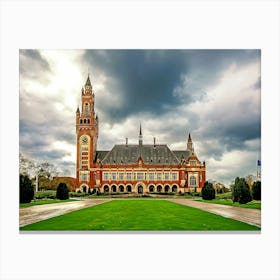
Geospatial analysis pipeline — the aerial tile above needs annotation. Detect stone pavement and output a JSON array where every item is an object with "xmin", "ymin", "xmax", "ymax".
[
  {"xmin": 19, "ymin": 199, "xmax": 112, "ymax": 227},
  {"xmin": 168, "ymin": 199, "xmax": 261, "ymax": 227}
]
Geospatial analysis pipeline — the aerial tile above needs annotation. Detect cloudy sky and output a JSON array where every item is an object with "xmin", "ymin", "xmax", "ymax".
[{"xmin": 19, "ymin": 49, "xmax": 261, "ymax": 186}]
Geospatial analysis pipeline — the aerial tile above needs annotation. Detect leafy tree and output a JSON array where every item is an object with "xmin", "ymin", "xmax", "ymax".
[
  {"xmin": 20, "ymin": 174, "xmax": 34, "ymax": 203},
  {"xmin": 56, "ymin": 183, "xmax": 69, "ymax": 200},
  {"xmin": 252, "ymin": 181, "xmax": 261, "ymax": 200},
  {"xmin": 232, "ymin": 177, "xmax": 252, "ymax": 204},
  {"xmin": 201, "ymin": 181, "xmax": 215, "ymax": 200}
]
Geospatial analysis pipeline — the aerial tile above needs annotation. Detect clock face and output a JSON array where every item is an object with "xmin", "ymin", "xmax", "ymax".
[{"xmin": 81, "ymin": 136, "xmax": 88, "ymax": 144}]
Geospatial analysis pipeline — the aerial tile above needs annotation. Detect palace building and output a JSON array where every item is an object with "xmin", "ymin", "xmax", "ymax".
[{"xmin": 75, "ymin": 75, "xmax": 206, "ymax": 194}]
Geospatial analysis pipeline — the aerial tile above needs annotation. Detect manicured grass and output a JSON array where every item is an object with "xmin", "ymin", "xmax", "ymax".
[
  {"xmin": 199, "ymin": 199, "xmax": 261, "ymax": 209},
  {"xmin": 20, "ymin": 199, "xmax": 75, "ymax": 208},
  {"xmin": 20, "ymin": 200, "xmax": 259, "ymax": 231}
]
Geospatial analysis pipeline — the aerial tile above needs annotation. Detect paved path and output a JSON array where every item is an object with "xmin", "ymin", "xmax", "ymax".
[
  {"xmin": 168, "ymin": 199, "xmax": 261, "ymax": 227},
  {"xmin": 19, "ymin": 199, "xmax": 112, "ymax": 227}
]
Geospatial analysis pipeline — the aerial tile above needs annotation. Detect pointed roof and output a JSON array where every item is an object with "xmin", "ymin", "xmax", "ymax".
[
  {"xmin": 85, "ymin": 74, "xmax": 92, "ymax": 87},
  {"xmin": 188, "ymin": 132, "xmax": 192, "ymax": 141},
  {"xmin": 139, "ymin": 122, "xmax": 142, "ymax": 136},
  {"xmin": 76, "ymin": 106, "xmax": 80, "ymax": 113}
]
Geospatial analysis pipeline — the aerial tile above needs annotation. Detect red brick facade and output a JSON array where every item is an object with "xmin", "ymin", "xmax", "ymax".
[{"xmin": 76, "ymin": 75, "xmax": 206, "ymax": 193}]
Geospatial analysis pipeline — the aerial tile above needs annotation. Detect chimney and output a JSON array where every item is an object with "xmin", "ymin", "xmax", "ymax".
[
  {"xmin": 126, "ymin": 137, "xmax": 128, "ymax": 147},
  {"xmin": 153, "ymin": 137, "xmax": 156, "ymax": 147}
]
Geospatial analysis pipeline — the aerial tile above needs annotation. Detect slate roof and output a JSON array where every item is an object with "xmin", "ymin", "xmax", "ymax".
[
  {"xmin": 172, "ymin": 150, "xmax": 192, "ymax": 161},
  {"xmin": 96, "ymin": 151, "xmax": 109, "ymax": 162},
  {"xmin": 97, "ymin": 144, "xmax": 192, "ymax": 165}
]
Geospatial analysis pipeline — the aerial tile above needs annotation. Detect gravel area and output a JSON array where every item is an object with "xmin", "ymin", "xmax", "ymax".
[
  {"xmin": 168, "ymin": 199, "xmax": 261, "ymax": 227},
  {"xmin": 19, "ymin": 199, "xmax": 112, "ymax": 227}
]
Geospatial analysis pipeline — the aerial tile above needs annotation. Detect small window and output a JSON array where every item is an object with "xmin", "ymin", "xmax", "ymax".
[{"xmin": 111, "ymin": 173, "xmax": 117, "ymax": 180}]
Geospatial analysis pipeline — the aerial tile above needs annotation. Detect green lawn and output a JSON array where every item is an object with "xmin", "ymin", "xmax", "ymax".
[
  {"xmin": 199, "ymin": 199, "xmax": 261, "ymax": 209},
  {"xmin": 20, "ymin": 200, "xmax": 259, "ymax": 231},
  {"xmin": 20, "ymin": 199, "xmax": 76, "ymax": 208}
]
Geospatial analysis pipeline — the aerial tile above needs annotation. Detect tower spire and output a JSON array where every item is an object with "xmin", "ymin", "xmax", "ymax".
[
  {"xmin": 187, "ymin": 132, "xmax": 194, "ymax": 152},
  {"xmin": 139, "ymin": 122, "xmax": 143, "ymax": 146},
  {"xmin": 85, "ymin": 74, "xmax": 92, "ymax": 87}
]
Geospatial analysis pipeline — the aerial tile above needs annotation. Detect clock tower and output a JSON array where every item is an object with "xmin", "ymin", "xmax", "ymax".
[{"xmin": 76, "ymin": 75, "xmax": 99, "ymax": 191}]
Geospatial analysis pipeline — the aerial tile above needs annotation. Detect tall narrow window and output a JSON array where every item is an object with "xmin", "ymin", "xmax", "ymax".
[
  {"xmin": 84, "ymin": 103, "xmax": 89, "ymax": 114},
  {"xmin": 190, "ymin": 176, "xmax": 196, "ymax": 186}
]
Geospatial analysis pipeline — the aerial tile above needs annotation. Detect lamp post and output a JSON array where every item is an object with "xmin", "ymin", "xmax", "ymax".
[{"xmin": 35, "ymin": 164, "xmax": 40, "ymax": 192}]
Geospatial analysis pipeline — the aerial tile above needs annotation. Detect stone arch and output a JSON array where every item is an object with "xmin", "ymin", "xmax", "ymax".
[
  {"xmin": 156, "ymin": 184, "xmax": 163, "ymax": 193},
  {"xmin": 119, "ymin": 185, "xmax": 125, "ymax": 192},
  {"xmin": 148, "ymin": 184, "xmax": 155, "ymax": 193},
  {"xmin": 103, "ymin": 185, "xmax": 109, "ymax": 193},
  {"xmin": 126, "ymin": 184, "xmax": 132, "ymax": 193},
  {"xmin": 111, "ymin": 185, "xmax": 117, "ymax": 193},
  {"xmin": 80, "ymin": 184, "xmax": 89, "ymax": 193},
  {"xmin": 164, "ymin": 185, "xmax": 170, "ymax": 193},
  {"xmin": 172, "ymin": 184, "xmax": 178, "ymax": 193},
  {"xmin": 134, "ymin": 182, "xmax": 147, "ymax": 193}
]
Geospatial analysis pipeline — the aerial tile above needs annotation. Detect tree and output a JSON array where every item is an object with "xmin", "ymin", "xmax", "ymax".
[
  {"xmin": 232, "ymin": 177, "xmax": 252, "ymax": 204},
  {"xmin": 252, "ymin": 181, "xmax": 261, "ymax": 200},
  {"xmin": 56, "ymin": 183, "xmax": 69, "ymax": 200},
  {"xmin": 20, "ymin": 174, "xmax": 34, "ymax": 203},
  {"xmin": 201, "ymin": 181, "xmax": 215, "ymax": 200}
]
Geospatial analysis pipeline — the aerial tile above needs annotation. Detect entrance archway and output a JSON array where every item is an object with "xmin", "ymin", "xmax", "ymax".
[
  {"xmin": 138, "ymin": 185, "xmax": 143, "ymax": 194},
  {"xmin": 111, "ymin": 185, "xmax": 117, "ymax": 192},
  {"xmin": 149, "ymin": 185, "xmax": 155, "ymax": 192},
  {"xmin": 104, "ymin": 185, "xmax": 109, "ymax": 193},
  {"xmin": 172, "ymin": 185, "xmax": 178, "ymax": 193},
  {"xmin": 119, "ymin": 185, "xmax": 124, "ymax": 192},
  {"xmin": 81, "ymin": 185, "xmax": 87, "ymax": 193}
]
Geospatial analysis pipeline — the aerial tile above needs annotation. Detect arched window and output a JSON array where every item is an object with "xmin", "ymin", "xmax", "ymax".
[
  {"xmin": 80, "ymin": 119, "xmax": 83, "ymax": 124},
  {"xmin": 87, "ymin": 119, "xmax": 90, "ymax": 124}
]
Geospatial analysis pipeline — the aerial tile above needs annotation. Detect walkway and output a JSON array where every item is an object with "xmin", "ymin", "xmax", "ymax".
[
  {"xmin": 168, "ymin": 199, "xmax": 261, "ymax": 227},
  {"xmin": 19, "ymin": 199, "xmax": 112, "ymax": 227}
]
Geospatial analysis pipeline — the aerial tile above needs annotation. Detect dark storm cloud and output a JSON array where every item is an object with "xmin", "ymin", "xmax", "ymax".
[
  {"xmin": 83, "ymin": 49, "xmax": 260, "ymax": 123},
  {"xmin": 19, "ymin": 49, "xmax": 51, "ymax": 83},
  {"xmin": 198, "ymin": 113, "xmax": 261, "ymax": 160}
]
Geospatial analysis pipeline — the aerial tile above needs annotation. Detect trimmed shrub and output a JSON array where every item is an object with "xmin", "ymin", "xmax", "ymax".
[
  {"xmin": 252, "ymin": 181, "xmax": 261, "ymax": 200},
  {"xmin": 34, "ymin": 190, "xmax": 56, "ymax": 199},
  {"xmin": 232, "ymin": 177, "xmax": 252, "ymax": 204},
  {"xmin": 56, "ymin": 183, "xmax": 69, "ymax": 200},
  {"xmin": 20, "ymin": 174, "xmax": 34, "ymax": 203},
  {"xmin": 201, "ymin": 181, "xmax": 215, "ymax": 200}
]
